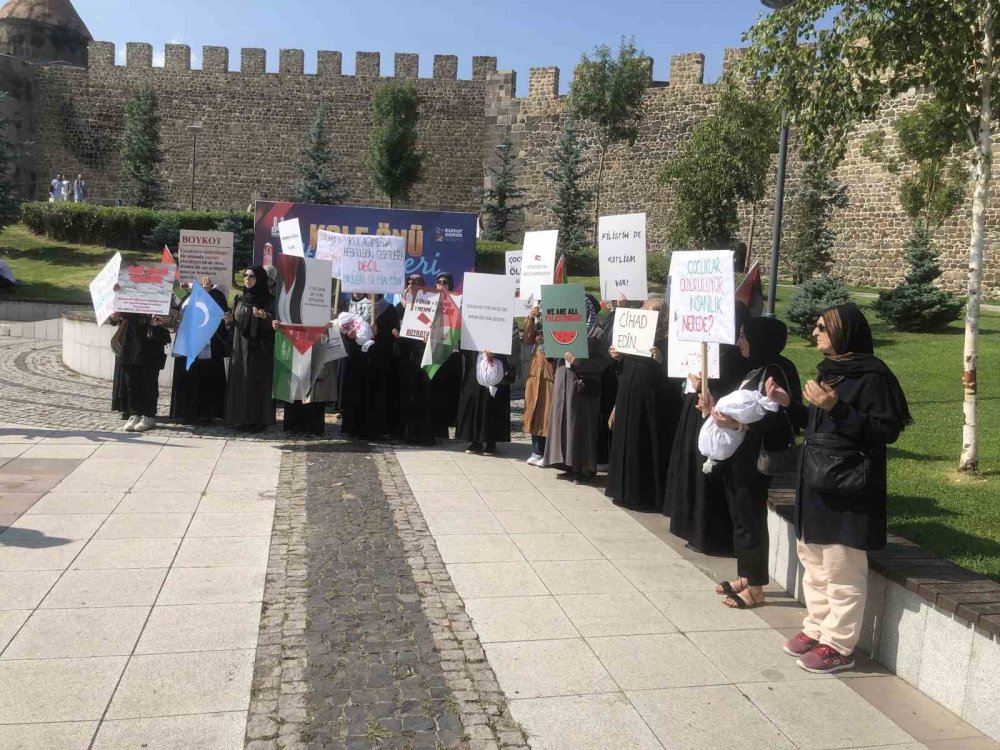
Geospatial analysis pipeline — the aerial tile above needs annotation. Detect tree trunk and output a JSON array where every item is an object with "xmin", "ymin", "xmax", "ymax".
[
  {"xmin": 593, "ymin": 146, "xmax": 607, "ymax": 247},
  {"xmin": 961, "ymin": 5, "xmax": 993, "ymax": 473},
  {"xmin": 745, "ymin": 202, "xmax": 758, "ymax": 273}
]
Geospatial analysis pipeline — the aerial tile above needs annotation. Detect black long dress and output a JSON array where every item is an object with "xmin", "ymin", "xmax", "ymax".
[
  {"xmin": 605, "ymin": 337, "xmax": 683, "ymax": 510},
  {"xmin": 224, "ymin": 298, "xmax": 276, "ymax": 429},
  {"xmin": 341, "ymin": 304, "xmax": 400, "ymax": 440},
  {"xmin": 395, "ymin": 303, "xmax": 436, "ymax": 445},
  {"xmin": 455, "ymin": 350, "xmax": 512, "ymax": 445},
  {"xmin": 169, "ymin": 290, "xmax": 230, "ymax": 425},
  {"xmin": 428, "ymin": 352, "xmax": 462, "ymax": 439}
]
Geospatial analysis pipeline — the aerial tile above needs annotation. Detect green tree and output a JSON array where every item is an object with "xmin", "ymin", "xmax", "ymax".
[
  {"xmin": 0, "ymin": 94, "xmax": 18, "ymax": 231},
  {"xmin": 660, "ymin": 85, "xmax": 778, "ymax": 252},
  {"xmin": 366, "ymin": 80, "xmax": 425, "ymax": 208},
  {"xmin": 481, "ymin": 133, "xmax": 528, "ymax": 242},
  {"xmin": 568, "ymin": 37, "xmax": 648, "ymax": 244},
  {"xmin": 783, "ymin": 160, "xmax": 848, "ymax": 284},
  {"xmin": 293, "ymin": 104, "xmax": 347, "ymax": 205},
  {"xmin": 119, "ymin": 83, "xmax": 164, "ymax": 208},
  {"xmin": 741, "ymin": 0, "xmax": 997, "ymax": 471},
  {"xmin": 543, "ymin": 118, "xmax": 594, "ymax": 253}
]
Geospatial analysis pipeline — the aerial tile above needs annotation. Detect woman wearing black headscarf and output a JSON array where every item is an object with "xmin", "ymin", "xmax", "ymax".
[
  {"xmin": 170, "ymin": 279, "xmax": 231, "ymax": 425},
  {"xmin": 225, "ymin": 266, "xmax": 276, "ymax": 431},
  {"xmin": 393, "ymin": 275, "xmax": 436, "ymax": 445},
  {"xmin": 776, "ymin": 303, "xmax": 911, "ymax": 674},
  {"xmin": 341, "ymin": 294, "xmax": 401, "ymax": 440}
]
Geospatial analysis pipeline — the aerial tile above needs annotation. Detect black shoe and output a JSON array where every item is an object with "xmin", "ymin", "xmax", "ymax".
[
  {"xmin": 483, "ymin": 442, "xmax": 498, "ymax": 456},
  {"xmin": 466, "ymin": 443, "xmax": 483, "ymax": 454}
]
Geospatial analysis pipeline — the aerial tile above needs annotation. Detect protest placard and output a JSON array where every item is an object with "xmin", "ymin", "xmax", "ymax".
[
  {"xmin": 518, "ymin": 230, "xmax": 558, "ymax": 302},
  {"xmin": 340, "ymin": 235, "xmax": 407, "ymax": 294},
  {"xmin": 612, "ymin": 308, "xmax": 658, "ymax": 358},
  {"xmin": 505, "ymin": 250, "xmax": 522, "ymax": 295},
  {"xmin": 114, "ymin": 263, "xmax": 175, "ymax": 316},
  {"xmin": 667, "ymin": 326, "xmax": 721, "ymax": 379},
  {"xmin": 399, "ymin": 289, "xmax": 441, "ymax": 342},
  {"xmin": 275, "ymin": 255, "xmax": 333, "ymax": 326},
  {"xmin": 460, "ymin": 272, "xmax": 516, "ymax": 355},
  {"xmin": 178, "ymin": 229, "xmax": 235, "ymax": 293},
  {"xmin": 669, "ymin": 250, "xmax": 736, "ymax": 345},
  {"xmin": 599, "ymin": 213, "xmax": 648, "ymax": 301},
  {"xmin": 89, "ymin": 253, "xmax": 122, "ymax": 326},
  {"xmin": 541, "ymin": 283, "xmax": 589, "ymax": 360},
  {"xmin": 279, "ymin": 218, "xmax": 305, "ymax": 257},
  {"xmin": 314, "ymin": 230, "xmax": 344, "ymax": 279}
]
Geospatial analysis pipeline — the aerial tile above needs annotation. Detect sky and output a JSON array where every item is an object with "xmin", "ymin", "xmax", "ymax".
[{"xmin": 73, "ymin": 0, "xmax": 772, "ymax": 92}]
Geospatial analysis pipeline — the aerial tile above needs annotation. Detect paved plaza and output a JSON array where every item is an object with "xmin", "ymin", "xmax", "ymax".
[{"xmin": 0, "ymin": 335, "xmax": 997, "ymax": 749}]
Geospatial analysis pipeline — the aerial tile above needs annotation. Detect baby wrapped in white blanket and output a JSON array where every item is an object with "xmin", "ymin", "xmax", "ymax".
[
  {"xmin": 698, "ymin": 389, "xmax": 780, "ymax": 473},
  {"xmin": 334, "ymin": 312, "xmax": 375, "ymax": 352}
]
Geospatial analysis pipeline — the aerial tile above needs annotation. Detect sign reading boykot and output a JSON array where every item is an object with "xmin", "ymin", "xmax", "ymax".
[{"xmin": 178, "ymin": 229, "xmax": 234, "ymax": 293}]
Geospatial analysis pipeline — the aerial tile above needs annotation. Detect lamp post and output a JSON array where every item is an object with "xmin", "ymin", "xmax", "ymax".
[
  {"xmin": 187, "ymin": 121, "xmax": 203, "ymax": 210},
  {"xmin": 761, "ymin": 0, "xmax": 797, "ymax": 317}
]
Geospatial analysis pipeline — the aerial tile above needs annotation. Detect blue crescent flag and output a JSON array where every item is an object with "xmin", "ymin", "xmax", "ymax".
[{"xmin": 173, "ymin": 282, "xmax": 224, "ymax": 371}]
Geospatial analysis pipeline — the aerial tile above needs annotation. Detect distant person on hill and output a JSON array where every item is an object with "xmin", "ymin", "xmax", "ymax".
[
  {"xmin": 73, "ymin": 174, "xmax": 87, "ymax": 203},
  {"xmin": 60, "ymin": 176, "xmax": 71, "ymax": 202},
  {"xmin": 49, "ymin": 173, "xmax": 63, "ymax": 202}
]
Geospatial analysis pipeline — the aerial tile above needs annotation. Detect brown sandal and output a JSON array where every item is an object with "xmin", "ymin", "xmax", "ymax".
[{"xmin": 715, "ymin": 577, "xmax": 747, "ymax": 596}]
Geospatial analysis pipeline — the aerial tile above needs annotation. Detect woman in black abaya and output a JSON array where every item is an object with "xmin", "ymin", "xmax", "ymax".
[
  {"xmin": 394, "ymin": 275, "xmax": 436, "ymax": 445},
  {"xmin": 341, "ymin": 295, "xmax": 400, "ymax": 440},
  {"xmin": 456, "ymin": 324, "xmax": 519, "ymax": 455},
  {"xmin": 224, "ymin": 266, "xmax": 276, "ymax": 431},
  {"xmin": 170, "ymin": 279, "xmax": 230, "ymax": 425}
]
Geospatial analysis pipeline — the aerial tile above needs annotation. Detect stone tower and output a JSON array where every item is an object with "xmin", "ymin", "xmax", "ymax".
[{"xmin": 0, "ymin": 0, "xmax": 92, "ymax": 66}]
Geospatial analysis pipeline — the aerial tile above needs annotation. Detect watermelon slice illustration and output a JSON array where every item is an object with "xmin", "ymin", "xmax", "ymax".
[{"xmin": 551, "ymin": 330, "xmax": 578, "ymax": 345}]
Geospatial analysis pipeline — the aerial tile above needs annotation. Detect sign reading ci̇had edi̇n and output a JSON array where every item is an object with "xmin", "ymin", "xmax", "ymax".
[
  {"xmin": 599, "ymin": 213, "xmax": 648, "ymax": 301},
  {"xmin": 612, "ymin": 308, "xmax": 659, "ymax": 358},
  {"xmin": 669, "ymin": 250, "xmax": 736, "ymax": 346}
]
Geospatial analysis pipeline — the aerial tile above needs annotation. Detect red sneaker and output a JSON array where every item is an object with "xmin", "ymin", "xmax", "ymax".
[
  {"xmin": 796, "ymin": 644, "xmax": 855, "ymax": 674},
  {"xmin": 782, "ymin": 632, "xmax": 819, "ymax": 657}
]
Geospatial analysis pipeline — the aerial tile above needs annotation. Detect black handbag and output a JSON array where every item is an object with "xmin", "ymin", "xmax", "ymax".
[
  {"xmin": 757, "ymin": 423, "xmax": 799, "ymax": 477},
  {"xmin": 802, "ymin": 432, "xmax": 871, "ymax": 495},
  {"xmin": 110, "ymin": 319, "xmax": 128, "ymax": 357}
]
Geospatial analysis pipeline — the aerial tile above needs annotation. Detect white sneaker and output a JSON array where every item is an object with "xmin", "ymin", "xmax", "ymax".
[
  {"xmin": 133, "ymin": 416, "xmax": 156, "ymax": 433},
  {"xmin": 123, "ymin": 415, "xmax": 140, "ymax": 432},
  {"xmin": 527, "ymin": 454, "xmax": 541, "ymax": 466}
]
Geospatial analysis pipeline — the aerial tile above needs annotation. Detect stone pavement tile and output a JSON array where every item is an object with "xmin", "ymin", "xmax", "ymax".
[
  {"xmin": 115, "ymin": 491, "xmax": 202, "ymax": 514},
  {"xmin": 106, "ymin": 648, "xmax": 255, "ymax": 719},
  {"xmin": 435, "ymin": 533, "xmax": 526, "ymax": 563},
  {"xmin": 0, "ymin": 609, "xmax": 30, "ymax": 650},
  {"xmin": 0, "ymin": 513, "xmax": 17, "ymax": 530},
  {"xmin": 752, "ymin": 598, "xmax": 810, "ymax": 630},
  {"xmin": 407, "ymin": 474, "xmax": 475, "ymax": 493},
  {"xmin": 0, "ymin": 457, "xmax": 10, "ymax": 469},
  {"xmin": 186, "ymin": 511, "xmax": 272, "ymax": 538},
  {"xmin": 0, "ymin": 444, "xmax": 29, "ymax": 457},
  {"xmin": 71, "ymin": 538, "xmax": 181, "ymax": 569},
  {"xmin": 509, "ymin": 692, "xmax": 663, "ymax": 750},
  {"xmin": 455, "ymin": 458, "xmax": 524, "ymax": 475},
  {"xmin": 1, "ymin": 512, "xmax": 107, "ymax": 541},
  {"xmin": 588, "ymin": 633, "xmax": 729, "ymax": 691},
  {"xmin": 91, "ymin": 443, "xmax": 163, "ymax": 460},
  {"xmin": 0, "ymin": 540, "xmax": 86, "ymax": 571},
  {"xmin": 563, "ymin": 510, "xmax": 646, "ymax": 535},
  {"xmin": 478, "ymin": 490, "xmax": 553, "ymax": 512},
  {"xmin": 687, "ymin": 628, "xmax": 832, "ymax": 683},
  {"xmin": 0, "ymin": 474, "xmax": 63, "ymax": 495},
  {"xmin": 741, "ymin": 679, "xmax": 916, "ymax": 749},
  {"xmin": 423, "ymin": 510, "xmax": 505, "ymax": 536},
  {"xmin": 133, "ymin": 475, "xmax": 210, "ymax": 494},
  {"xmin": 465, "ymin": 596, "xmax": 580, "ymax": 643},
  {"xmin": 2, "ymin": 606, "xmax": 148, "ymax": 659},
  {"xmin": 0, "ymin": 570, "xmax": 60, "ymax": 609},
  {"xmin": 0, "ymin": 655, "xmax": 127, "ymax": 722},
  {"xmin": 391, "ymin": 460, "xmax": 456, "ymax": 475},
  {"xmin": 3, "ymin": 457, "xmax": 85, "ymax": 476},
  {"xmin": 20, "ymin": 444, "xmax": 99, "ymax": 460},
  {"xmin": 194, "ymin": 492, "xmax": 274, "ymax": 514},
  {"xmin": 173, "ymin": 536, "xmax": 270, "ymax": 568},
  {"xmin": 510, "ymin": 533, "xmax": 603, "ymax": 561},
  {"xmin": 0, "ymin": 493, "xmax": 42, "ymax": 515},
  {"xmin": 26, "ymin": 492, "xmax": 124, "ymax": 515},
  {"xmin": 584, "ymin": 531, "xmax": 681, "ymax": 560},
  {"xmin": 531, "ymin": 559, "xmax": 637, "ymax": 595},
  {"xmin": 470, "ymin": 474, "xmax": 535, "ymax": 493},
  {"xmin": 37, "ymin": 433, "xmax": 111, "ymax": 445},
  {"xmin": 446, "ymin": 561, "xmax": 548, "ymax": 598},
  {"xmin": 629, "ymin": 684, "xmax": 796, "ymax": 750},
  {"xmin": 845, "ymin": 674, "xmax": 988, "ymax": 744},
  {"xmin": 555, "ymin": 592, "xmax": 677, "ymax": 637},
  {"xmin": 92, "ymin": 711, "xmax": 247, "ymax": 750},
  {"xmin": 612, "ymin": 557, "xmax": 715, "ymax": 593},
  {"xmin": 94, "ymin": 513, "xmax": 193, "ymax": 539},
  {"xmin": 644, "ymin": 590, "xmax": 772, "ymax": 632},
  {"xmin": 0, "ymin": 721, "xmax": 98, "ymax": 750},
  {"xmin": 495, "ymin": 509, "xmax": 576, "ymax": 535},
  {"xmin": 40, "ymin": 568, "xmax": 168, "ymax": 608},
  {"xmin": 157, "ymin": 566, "xmax": 266, "ymax": 605},
  {"xmin": 484, "ymin": 638, "xmax": 617, "ymax": 699},
  {"xmin": 135, "ymin": 602, "xmax": 261, "ymax": 654},
  {"xmin": 924, "ymin": 739, "xmax": 1000, "ymax": 749},
  {"xmin": 413, "ymin": 490, "xmax": 491, "ymax": 513},
  {"xmin": 0, "ymin": 434, "xmax": 45, "ymax": 446}
]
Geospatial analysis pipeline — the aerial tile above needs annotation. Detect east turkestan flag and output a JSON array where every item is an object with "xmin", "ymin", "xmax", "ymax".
[
  {"xmin": 172, "ymin": 282, "xmax": 224, "ymax": 371},
  {"xmin": 421, "ymin": 292, "xmax": 462, "ymax": 380},
  {"xmin": 272, "ymin": 324, "xmax": 336, "ymax": 402}
]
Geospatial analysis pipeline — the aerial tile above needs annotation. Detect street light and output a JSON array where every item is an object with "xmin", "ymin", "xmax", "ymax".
[{"xmin": 187, "ymin": 121, "xmax": 203, "ymax": 210}]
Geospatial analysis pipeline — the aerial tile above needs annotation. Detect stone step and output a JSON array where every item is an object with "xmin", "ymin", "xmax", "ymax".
[{"xmin": 0, "ymin": 319, "xmax": 63, "ymax": 340}]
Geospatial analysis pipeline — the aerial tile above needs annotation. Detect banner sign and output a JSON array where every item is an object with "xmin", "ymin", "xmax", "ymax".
[
  {"xmin": 90, "ymin": 253, "xmax": 122, "ymax": 326},
  {"xmin": 541, "ymin": 283, "xmax": 589, "ymax": 360},
  {"xmin": 612, "ymin": 308, "xmax": 658, "ymax": 358},
  {"xmin": 114, "ymin": 263, "xmax": 175, "ymax": 316},
  {"xmin": 314, "ymin": 230, "xmax": 344, "ymax": 279},
  {"xmin": 275, "ymin": 255, "xmax": 333, "ymax": 326},
  {"xmin": 253, "ymin": 201, "xmax": 477, "ymax": 291},
  {"xmin": 505, "ymin": 250, "xmax": 522, "ymax": 295},
  {"xmin": 339, "ymin": 235, "xmax": 406, "ymax": 294},
  {"xmin": 518, "ymin": 230, "xmax": 558, "ymax": 302},
  {"xmin": 669, "ymin": 250, "xmax": 736, "ymax": 345},
  {"xmin": 400, "ymin": 289, "xmax": 441, "ymax": 342},
  {"xmin": 460, "ymin": 272, "xmax": 516, "ymax": 355},
  {"xmin": 178, "ymin": 229, "xmax": 234, "ymax": 293},
  {"xmin": 667, "ymin": 328, "xmax": 721, "ymax": 379},
  {"xmin": 599, "ymin": 213, "xmax": 648, "ymax": 301},
  {"xmin": 278, "ymin": 219, "xmax": 305, "ymax": 258}
]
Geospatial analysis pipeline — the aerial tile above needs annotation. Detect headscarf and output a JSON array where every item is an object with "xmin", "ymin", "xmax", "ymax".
[
  {"xmin": 744, "ymin": 317, "xmax": 788, "ymax": 369},
  {"xmin": 241, "ymin": 266, "xmax": 272, "ymax": 308},
  {"xmin": 641, "ymin": 298, "xmax": 669, "ymax": 341},
  {"xmin": 817, "ymin": 303, "xmax": 913, "ymax": 427},
  {"xmin": 585, "ymin": 294, "xmax": 600, "ymax": 338},
  {"xmin": 436, "ymin": 272, "xmax": 455, "ymax": 291}
]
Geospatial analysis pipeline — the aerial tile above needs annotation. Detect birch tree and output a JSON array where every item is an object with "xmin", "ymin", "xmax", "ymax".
[{"xmin": 742, "ymin": 0, "xmax": 997, "ymax": 472}]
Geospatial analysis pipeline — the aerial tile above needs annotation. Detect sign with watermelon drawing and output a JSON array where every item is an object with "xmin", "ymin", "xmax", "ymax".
[
  {"xmin": 541, "ymin": 283, "xmax": 589, "ymax": 360},
  {"xmin": 399, "ymin": 289, "xmax": 441, "ymax": 342}
]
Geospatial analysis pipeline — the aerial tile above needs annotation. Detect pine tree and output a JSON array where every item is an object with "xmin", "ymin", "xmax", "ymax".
[
  {"xmin": 0, "ymin": 96, "xmax": 18, "ymax": 231},
  {"xmin": 366, "ymin": 81, "xmax": 424, "ymax": 208},
  {"xmin": 119, "ymin": 83, "xmax": 164, "ymax": 208},
  {"xmin": 481, "ymin": 133, "xmax": 528, "ymax": 242},
  {"xmin": 783, "ymin": 161, "xmax": 848, "ymax": 284},
  {"xmin": 293, "ymin": 105, "xmax": 347, "ymax": 205},
  {"xmin": 544, "ymin": 118, "xmax": 593, "ymax": 253}
]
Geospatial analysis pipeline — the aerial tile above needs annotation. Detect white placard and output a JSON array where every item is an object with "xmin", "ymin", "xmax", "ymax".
[
  {"xmin": 611, "ymin": 308, "xmax": 658, "ymax": 358},
  {"xmin": 178, "ymin": 229, "xmax": 234, "ymax": 293},
  {"xmin": 114, "ymin": 263, "xmax": 175, "ymax": 316},
  {"xmin": 599, "ymin": 213, "xmax": 648, "ymax": 301},
  {"xmin": 276, "ymin": 256, "xmax": 334, "ymax": 326},
  {"xmin": 399, "ymin": 289, "xmax": 441, "ymax": 342},
  {"xmin": 322, "ymin": 331, "xmax": 348, "ymax": 362},
  {"xmin": 279, "ymin": 218, "xmax": 305, "ymax": 258},
  {"xmin": 518, "ymin": 230, "xmax": 558, "ymax": 302},
  {"xmin": 505, "ymin": 250, "xmax": 522, "ymax": 295},
  {"xmin": 669, "ymin": 250, "xmax": 736, "ymax": 345},
  {"xmin": 340, "ymin": 235, "xmax": 407, "ymax": 294},
  {"xmin": 89, "ymin": 253, "xmax": 122, "ymax": 326},
  {"xmin": 315, "ymin": 230, "xmax": 344, "ymax": 279},
  {"xmin": 667, "ymin": 325, "xmax": 721, "ymax": 379},
  {"xmin": 513, "ymin": 296, "xmax": 535, "ymax": 317},
  {"xmin": 460, "ymin": 272, "xmax": 517, "ymax": 355}
]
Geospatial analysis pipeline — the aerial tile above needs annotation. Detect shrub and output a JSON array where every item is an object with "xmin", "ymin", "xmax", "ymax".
[
  {"xmin": 474, "ymin": 239, "xmax": 518, "ymax": 274},
  {"xmin": 785, "ymin": 274, "xmax": 853, "ymax": 339},
  {"xmin": 215, "ymin": 211, "xmax": 255, "ymax": 270}
]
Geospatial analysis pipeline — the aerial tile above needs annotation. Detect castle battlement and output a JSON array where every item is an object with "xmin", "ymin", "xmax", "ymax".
[{"xmin": 86, "ymin": 41, "xmax": 499, "ymax": 81}]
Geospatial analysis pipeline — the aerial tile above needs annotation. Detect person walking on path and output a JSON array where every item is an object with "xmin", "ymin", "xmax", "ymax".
[
  {"xmin": 775, "ymin": 303, "xmax": 912, "ymax": 674},
  {"xmin": 73, "ymin": 174, "xmax": 87, "ymax": 203}
]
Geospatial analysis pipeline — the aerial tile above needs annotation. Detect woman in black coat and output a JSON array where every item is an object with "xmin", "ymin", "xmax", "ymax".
[
  {"xmin": 456, "ymin": 324, "xmax": 520, "ymax": 455},
  {"xmin": 110, "ymin": 313, "xmax": 172, "ymax": 432},
  {"xmin": 224, "ymin": 266, "xmax": 276, "ymax": 431},
  {"xmin": 776, "ymin": 303, "xmax": 911, "ymax": 674},
  {"xmin": 341, "ymin": 296, "xmax": 400, "ymax": 440},
  {"xmin": 169, "ymin": 282, "xmax": 230, "ymax": 425},
  {"xmin": 394, "ymin": 275, "xmax": 436, "ymax": 446}
]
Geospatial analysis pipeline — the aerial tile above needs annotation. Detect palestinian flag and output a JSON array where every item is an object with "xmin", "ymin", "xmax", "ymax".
[
  {"xmin": 736, "ymin": 262, "xmax": 764, "ymax": 318},
  {"xmin": 554, "ymin": 254, "xmax": 567, "ymax": 284},
  {"xmin": 161, "ymin": 246, "xmax": 180, "ymax": 282},
  {"xmin": 272, "ymin": 323, "xmax": 331, "ymax": 402},
  {"xmin": 421, "ymin": 292, "xmax": 461, "ymax": 380}
]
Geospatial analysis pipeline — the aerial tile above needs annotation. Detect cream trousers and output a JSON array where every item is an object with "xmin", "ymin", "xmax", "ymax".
[{"xmin": 797, "ymin": 540, "xmax": 869, "ymax": 656}]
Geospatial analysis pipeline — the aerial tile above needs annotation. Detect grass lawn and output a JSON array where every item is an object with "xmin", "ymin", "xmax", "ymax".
[{"xmin": 2, "ymin": 226, "xmax": 998, "ymax": 577}]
